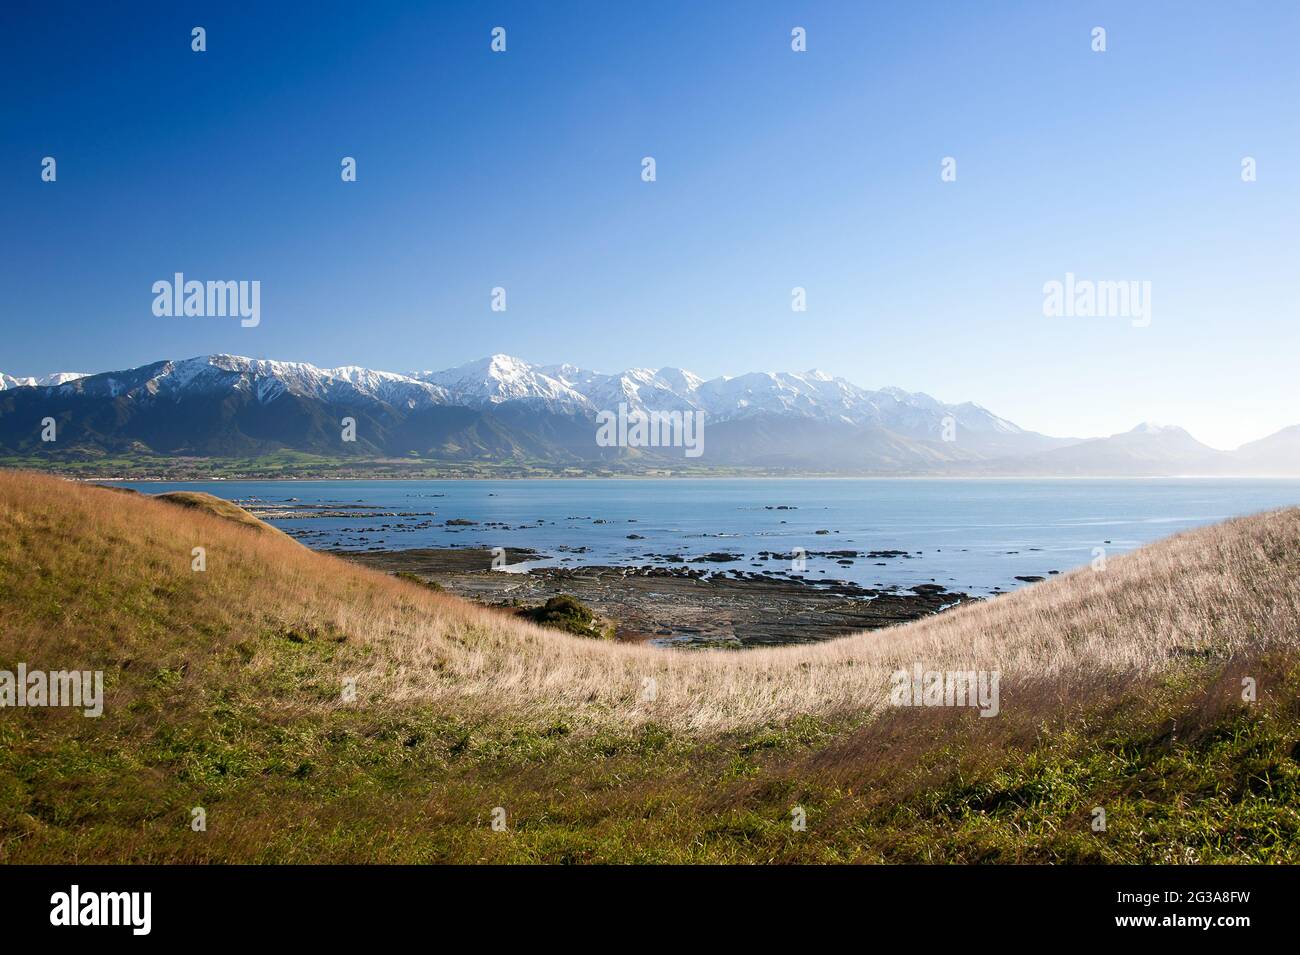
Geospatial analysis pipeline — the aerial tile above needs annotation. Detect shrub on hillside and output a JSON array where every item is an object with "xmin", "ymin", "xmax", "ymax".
[{"xmin": 518, "ymin": 594, "xmax": 612, "ymax": 639}]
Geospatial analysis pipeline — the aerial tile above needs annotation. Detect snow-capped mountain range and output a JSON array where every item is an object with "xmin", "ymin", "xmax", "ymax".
[
  {"xmin": 412, "ymin": 354, "xmax": 1030, "ymax": 442},
  {"xmin": 17, "ymin": 353, "xmax": 1028, "ymax": 432},
  {"xmin": 1, "ymin": 353, "xmax": 1046, "ymax": 453},
  {"xmin": 1, "ymin": 354, "xmax": 1296, "ymax": 474}
]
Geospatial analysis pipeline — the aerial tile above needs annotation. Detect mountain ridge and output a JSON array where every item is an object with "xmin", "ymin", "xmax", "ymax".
[{"xmin": 1, "ymin": 353, "xmax": 1296, "ymax": 475}]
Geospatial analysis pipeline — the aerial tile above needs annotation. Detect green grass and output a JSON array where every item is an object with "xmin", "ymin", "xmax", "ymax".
[{"xmin": 3, "ymin": 651, "xmax": 1297, "ymax": 862}]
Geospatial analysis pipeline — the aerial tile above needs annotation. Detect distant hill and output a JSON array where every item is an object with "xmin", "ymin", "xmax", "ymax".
[
  {"xmin": 987, "ymin": 423, "xmax": 1233, "ymax": 476},
  {"xmin": 1234, "ymin": 424, "xmax": 1300, "ymax": 475}
]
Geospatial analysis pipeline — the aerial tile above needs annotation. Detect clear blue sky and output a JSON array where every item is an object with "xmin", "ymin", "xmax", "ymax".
[{"xmin": 2, "ymin": 1, "xmax": 1297, "ymax": 448}]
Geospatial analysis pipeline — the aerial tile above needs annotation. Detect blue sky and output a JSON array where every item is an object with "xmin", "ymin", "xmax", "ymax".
[{"xmin": 1, "ymin": 0, "xmax": 1297, "ymax": 448}]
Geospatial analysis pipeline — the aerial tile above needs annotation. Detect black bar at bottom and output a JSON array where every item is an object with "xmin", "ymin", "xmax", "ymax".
[{"xmin": 0, "ymin": 864, "xmax": 1286, "ymax": 940}]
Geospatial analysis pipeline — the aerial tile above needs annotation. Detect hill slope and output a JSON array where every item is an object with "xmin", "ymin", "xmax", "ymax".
[
  {"xmin": 1005, "ymin": 423, "xmax": 1229, "ymax": 475},
  {"xmin": 153, "ymin": 490, "xmax": 287, "ymax": 534},
  {"xmin": 1, "ymin": 471, "xmax": 1297, "ymax": 863},
  {"xmin": 1236, "ymin": 424, "xmax": 1300, "ymax": 475}
]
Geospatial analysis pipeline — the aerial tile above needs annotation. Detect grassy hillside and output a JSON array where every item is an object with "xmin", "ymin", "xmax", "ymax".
[
  {"xmin": 152, "ymin": 490, "xmax": 285, "ymax": 533},
  {"xmin": 1, "ymin": 470, "xmax": 1298, "ymax": 862}
]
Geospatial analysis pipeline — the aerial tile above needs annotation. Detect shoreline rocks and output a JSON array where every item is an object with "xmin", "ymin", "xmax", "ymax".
[{"xmin": 335, "ymin": 546, "xmax": 980, "ymax": 648}]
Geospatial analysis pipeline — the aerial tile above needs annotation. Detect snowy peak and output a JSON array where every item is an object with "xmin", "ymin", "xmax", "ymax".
[
  {"xmin": 50, "ymin": 355, "xmax": 447, "ymax": 410},
  {"xmin": 1108, "ymin": 423, "xmax": 1207, "ymax": 450},
  {"xmin": 159, "ymin": 355, "xmax": 443, "ymax": 407},
  {"xmin": 0, "ymin": 371, "xmax": 90, "ymax": 390},
  {"xmin": 410, "ymin": 356, "xmax": 1049, "ymax": 452},
  {"xmin": 1125, "ymin": 422, "xmax": 1184, "ymax": 436},
  {"xmin": 655, "ymin": 367, "xmax": 704, "ymax": 393},
  {"xmin": 416, "ymin": 355, "xmax": 590, "ymax": 412}
]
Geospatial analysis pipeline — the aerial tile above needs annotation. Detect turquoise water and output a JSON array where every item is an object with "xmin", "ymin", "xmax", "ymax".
[{"xmin": 113, "ymin": 478, "xmax": 1300, "ymax": 596}]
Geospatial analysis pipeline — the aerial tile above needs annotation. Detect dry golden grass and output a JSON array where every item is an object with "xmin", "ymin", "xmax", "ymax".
[
  {"xmin": 153, "ymin": 490, "xmax": 286, "ymax": 534},
  {"xmin": 3, "ymin": 469, "xmax": 1298, "ymax": 735}
]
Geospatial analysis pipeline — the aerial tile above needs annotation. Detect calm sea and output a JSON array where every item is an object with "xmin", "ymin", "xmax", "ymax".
[{"xmin": 112, "ymin": 478, "xmax": 1300, "ymax": 596}]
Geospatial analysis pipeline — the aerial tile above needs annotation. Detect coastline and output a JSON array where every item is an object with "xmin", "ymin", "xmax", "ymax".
[
  {"xmin": 68, "ymin": 476, "xmax": 1300, "ymax": 647},
  {"xmin": 336, "ymin": 545, "xmax": 979, "ymax": 647}
]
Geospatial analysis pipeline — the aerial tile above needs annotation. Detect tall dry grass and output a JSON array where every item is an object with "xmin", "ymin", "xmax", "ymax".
[{"xmin": 2, "ymin": 470, "xmax": 1298, "ymax": 734}]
